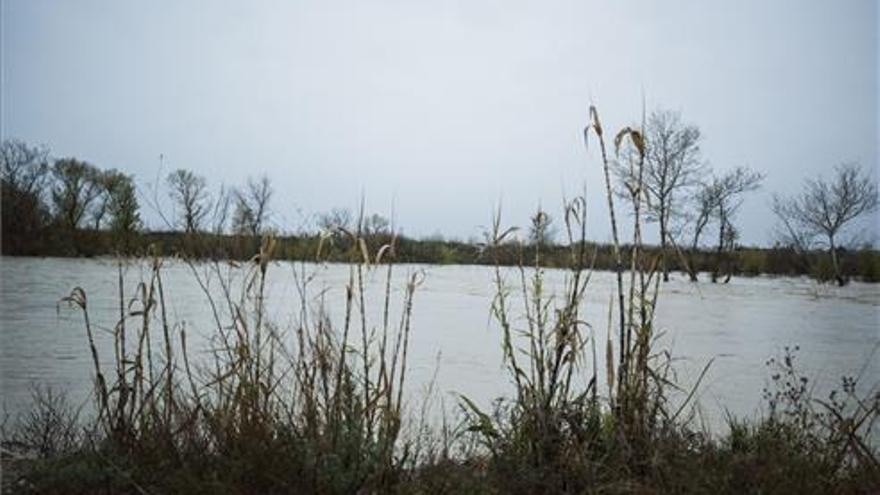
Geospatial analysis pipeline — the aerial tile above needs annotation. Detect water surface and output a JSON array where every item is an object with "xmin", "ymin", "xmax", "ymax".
[{"xmin": 2, "ymin": 256, "xmax": 878, "ymax": 431}]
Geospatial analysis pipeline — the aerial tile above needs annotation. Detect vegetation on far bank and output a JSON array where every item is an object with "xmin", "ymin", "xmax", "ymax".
[
  {"xmin": 2, "ymin": 108, "xmax": 878, "ymax": 285},
  {"xmin": 4, "ymin": 226, "xmax": 880, "ymax": 284}
]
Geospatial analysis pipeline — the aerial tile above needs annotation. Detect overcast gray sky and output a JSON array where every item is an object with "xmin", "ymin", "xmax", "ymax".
[{"xmin": 2, "ymin": 0, "xmax": 877, "ymax": 245}]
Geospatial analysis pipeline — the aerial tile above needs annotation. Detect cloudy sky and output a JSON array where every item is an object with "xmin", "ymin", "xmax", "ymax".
[{"xmin": 2, "ymin": 0, "xmax": 877, "ymax": 245}]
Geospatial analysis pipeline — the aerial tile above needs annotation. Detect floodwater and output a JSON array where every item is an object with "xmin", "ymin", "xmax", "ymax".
[{"xmin": 2, "ymin": 256, "xmax": 878, "ymax": 432}]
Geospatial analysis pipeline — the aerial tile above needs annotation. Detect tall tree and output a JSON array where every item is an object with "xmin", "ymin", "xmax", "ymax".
[
  {"xmin": 51, "ymin": 158, "xmax": 103, "ymax": 230},
  {"xmin": 233, "ymin": 175, "xmax": 273, "ymax": 238},
  {"xmin": 166, "ymin": 169, "xmax": 211, "ymax": 233},
  {"xmin": 772, "ymin": 163, "xmax": 878, "ymax": 286},
  {"xmin": 642, "ymin": 110, "xmax": 705, "ymax": 281}
]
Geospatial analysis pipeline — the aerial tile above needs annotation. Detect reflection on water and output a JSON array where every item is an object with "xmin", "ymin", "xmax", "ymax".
[{"xmin": 2, "ymin": 256, "xmax": 878, "ymax": 431}]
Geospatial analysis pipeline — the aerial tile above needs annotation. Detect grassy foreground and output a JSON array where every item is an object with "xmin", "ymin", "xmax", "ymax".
[{"xmin": 2, "ymin": 108, "xmax": 878, "ymax": 494}]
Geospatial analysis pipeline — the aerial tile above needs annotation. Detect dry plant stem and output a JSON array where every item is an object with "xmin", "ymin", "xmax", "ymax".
[
  {"xmin": 354, "ymin": 202, "xmax": 372, "ymax": 437},
  {"xmin": 180, "ymin": 327, "xmax": 201, "ymax": 414},
  {"xmin": 154, "ymin": 257, "xmax": 174, "ymax": 425},
  {"xmin": 131, "ymin": 282, "xmax": 149, "ymax": 426},
  {"xmin": 116, "ymin": 258, "xmax": 127, "ymax": 413},
  {"xmin": 144, "ymin": 272, "xmax": 157, "ymax": 419},
  {"xmin": 619, "ymin": 126, "xmax": 648, "ymax": 406},
  {"xmin": 334, "ymin": 259, "xmax": 355, "ymax": 432},
  {"xmin": 394, "ymin": 273, "xmax": 418, "ymax": 424},
  {"xmin": 588, "ymin": 106, "xmax": 628, "ymax": 392}
]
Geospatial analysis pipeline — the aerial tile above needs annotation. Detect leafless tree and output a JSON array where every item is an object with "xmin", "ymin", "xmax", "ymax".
[
  {"xmin": 772, "ymin": 162, "xmax": 878, "ymax": 286},
  {"xmin": 641, "ymin": 110, "xmax": 706, "ymax": 281},
  {"xmin": 679, "ymin": 182, "xmax": 717, "ymax": 281},
  {"xmin": 1, "ymin": 139, "xmax": 51, "ymax": 196},
  {"xmin": 233, "ymin": 175, "xmax": 273, "ymax": 238},
  {"xmin": 707, "ymin": 166, "xmax": 764, "ymax": 283},
  {"xmin": 166, "ymin": 169, "xmax": 211, "ymax": 233}
]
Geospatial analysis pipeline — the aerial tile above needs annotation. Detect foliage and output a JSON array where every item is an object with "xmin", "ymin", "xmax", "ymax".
[{"xmin": 50, "ymin": 158, "xmax": 104, "ymax": 230}]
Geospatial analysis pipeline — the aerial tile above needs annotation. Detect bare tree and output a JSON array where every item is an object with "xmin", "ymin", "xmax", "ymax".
[
  {"xmin": 166, "ymin": 169, "xmax": 211, "ymax": 233},
  {"xmin": 679, "ymin": 182, "xmax": 717, "ymax": 281},
  {"xmin": 1, "ymin": 139, "xmax": 51, "ymax": 196},
  {"xmin": 642, "ymin": 109, "xmax": 705, "ymax": 281},
  {"xmin": 233, "ymin": 175, "xmax": 273, "ymax": 238},
  {"xmin": 51, "ymin": 158, "xmax": 103, "ymax": 230},
  {"xmin": 772, "ymin": 162, "xmax": 878, "ymax": 286},
  {"xmin": 707, "ymin": 166, "xmax": 764, "ymax": 283}
]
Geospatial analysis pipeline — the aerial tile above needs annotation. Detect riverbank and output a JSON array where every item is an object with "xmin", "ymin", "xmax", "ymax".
[{"xmin": 3, "ymin": 228, "xmax": 879, "ymax": 283}]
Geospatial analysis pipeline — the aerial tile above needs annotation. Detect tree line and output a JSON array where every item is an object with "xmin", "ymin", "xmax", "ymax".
[
  {"xmin": 1, "ymin": 111, "xmax": 877, "ymax": 285},
  {"xmin": 0, "ymin": 140, "xmax": 280, "ymax": 255}
]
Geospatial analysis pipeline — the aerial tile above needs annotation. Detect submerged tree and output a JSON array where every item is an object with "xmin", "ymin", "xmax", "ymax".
[
  {"xmin": 642, "ymin": 110, "xmax": 705, "ymax": 281},
  {"xmin": 167, "ymin": 169, "xmax": 211, "ymax": 234},
  {"xmin": 707, "ymin": 167, "xmax": 764, "ymax": 283},
  {"xmin": 772, "ymin": 163, "xmax": 878, "ymax": 286},
  {"xmin": 680, "ymin": 182, "xmax": 718, "ymax": 282},
  {"xmin": 51, "ymin": 158, "xmax": 103, "ymax": 230}
]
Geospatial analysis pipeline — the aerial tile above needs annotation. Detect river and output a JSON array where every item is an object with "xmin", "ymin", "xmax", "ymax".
[{"xmin": 2, "ymin": 256, "xmax": 878, "ymax": 432}]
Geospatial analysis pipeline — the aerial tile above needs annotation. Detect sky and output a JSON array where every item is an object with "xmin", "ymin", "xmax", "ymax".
[{"xmin": 2, "ymin": 0, "xmax": 878, "ymax": 246}]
